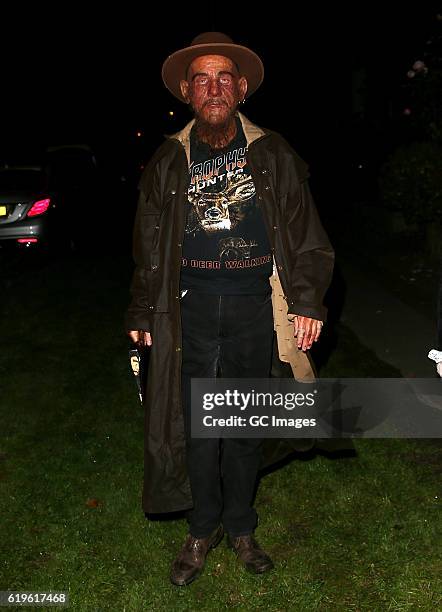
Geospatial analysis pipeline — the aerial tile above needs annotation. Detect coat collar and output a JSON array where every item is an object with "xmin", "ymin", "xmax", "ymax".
[{"xmin": 169, "ymin": 111, "xmax": 266, "ymax": 164}]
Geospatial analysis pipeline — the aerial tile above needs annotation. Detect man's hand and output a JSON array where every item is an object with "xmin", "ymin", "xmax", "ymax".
[
  {"xmin": 127, "ymin": 330, "xmax": 152, "ymax": 348},
  {"xmin": 293, "ymin": 316, "xmax": 323, "ymax": 351}
]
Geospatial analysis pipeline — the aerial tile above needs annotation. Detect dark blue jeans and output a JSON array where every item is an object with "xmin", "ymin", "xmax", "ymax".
[{"xmin": 180, "ymin": 290, "xmax": 274, "ymax": 538}]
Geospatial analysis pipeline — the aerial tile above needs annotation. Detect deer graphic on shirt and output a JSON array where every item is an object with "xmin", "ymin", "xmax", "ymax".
[{"xmin": 186, "ymin": 172, "xmax": 255, "ymax": 235}]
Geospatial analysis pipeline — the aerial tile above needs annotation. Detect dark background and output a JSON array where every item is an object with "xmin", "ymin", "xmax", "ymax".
[{"xmin": 1, "ymin": 5, "xmax": 437, "ymax": 195}]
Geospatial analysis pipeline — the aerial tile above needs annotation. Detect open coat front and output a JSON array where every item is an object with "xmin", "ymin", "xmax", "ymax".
[{"xmin": 125, "ymin": 112, "xmax": 335, "ymax": 514}]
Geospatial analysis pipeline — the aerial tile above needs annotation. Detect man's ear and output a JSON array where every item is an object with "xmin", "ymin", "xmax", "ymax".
[
  {"xmin": 238, "ymin": 77, "xmax": 248, "ymax": 102},
  {"xmin": 180, "ymin": 80, "xmax": 190, "ymax": 103}
]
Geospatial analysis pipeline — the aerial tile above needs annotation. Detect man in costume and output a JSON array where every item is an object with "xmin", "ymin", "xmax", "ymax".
[{"xmin": 126, "ymin": 32, "xmax": 334, "ymax": 585}]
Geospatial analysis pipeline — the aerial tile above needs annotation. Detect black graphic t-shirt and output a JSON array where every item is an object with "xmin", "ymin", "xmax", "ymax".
[{"xmin": 180, "ymin": 117, "xmax": 273, "ymax": 295}]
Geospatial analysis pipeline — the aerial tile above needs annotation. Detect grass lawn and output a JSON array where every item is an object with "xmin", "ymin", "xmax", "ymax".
[{"xmin": 1, "ymin": 252, "xmax": 441, "ymax": 611}]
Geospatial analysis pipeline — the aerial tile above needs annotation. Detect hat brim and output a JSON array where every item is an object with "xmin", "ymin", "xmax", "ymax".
[{"xmin": 162, "ymin": 42, "xmax": 264, "ymax": 103}]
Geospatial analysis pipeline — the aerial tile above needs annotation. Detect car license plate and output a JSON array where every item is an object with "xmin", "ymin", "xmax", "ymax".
[{"xmin": 0, "ymin": 206, "xmax": 6, "ymax": 216}]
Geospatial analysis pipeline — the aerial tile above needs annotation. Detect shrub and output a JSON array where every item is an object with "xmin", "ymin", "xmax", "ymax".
[{"xmin": 379, "ymin": 141, "xmax": 442, "ymax": 227}]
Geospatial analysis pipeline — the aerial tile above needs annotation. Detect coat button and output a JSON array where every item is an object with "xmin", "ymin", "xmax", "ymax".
[
  {"xmin": 149, "ymin": 306, "xmax": 154, "ymax": 310},
  {"xmin": 177, "ymin": 242, "xmax": 182, "ymax": 247},
  {"xmin": 264, "ymin": 185, "xmax": 270, "ymax": 190},
  {"xmin": 151, "ymin": 264, "xmax": 158, "ymax": 271},
  {"xmin": 261, "ymin": 169, "xmax": 268, "ymax": 175},
  {"xmin": 273, "ymin": 226, "xmax": 278, "ymax": 230},
  {"xmin": 155, "ymin": 225, "xmax": 160, "ymax": 230},
  {"xmin": 170, "ymin": 189, "xmax": 176, "ymax": 195},
  {"xmin": 278, "ymin": 265, "xmax": 283, "ymax": 270},
  {"xmin": 176, "ymin": 346, "xmax": 181, "ymax": 352},
  {"xmin": 258, "ymin": 195, "xmax": 263, "ymax": 201}
]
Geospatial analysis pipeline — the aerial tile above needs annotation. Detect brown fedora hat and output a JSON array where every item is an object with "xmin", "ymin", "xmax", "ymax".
[{"xmin": 161, "ymin": 32, "xmax": 264, "ymax": 103}]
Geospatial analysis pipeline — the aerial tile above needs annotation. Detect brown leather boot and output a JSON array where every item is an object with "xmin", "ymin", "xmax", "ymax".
[
  {"xmin": 170, "ymin": 525, "xmax": 224, "ymax": 586},
  {"xmin": 227, "ymin": 534, "xmax": 274, "ymax": 574}
]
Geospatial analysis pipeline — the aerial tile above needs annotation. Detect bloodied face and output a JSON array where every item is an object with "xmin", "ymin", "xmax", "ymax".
[{"xmin": 180, "ymin": 55, "xmax": 247, "ymax": 127}]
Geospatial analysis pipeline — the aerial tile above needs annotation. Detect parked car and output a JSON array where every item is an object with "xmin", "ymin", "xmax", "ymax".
[
  {"xmin": 0, "ymin": 145, "xmax": 99, "ymax": 251},
  {"xmin": 0, "ymin": 165, "xmax": 57, "ymax": 249}
]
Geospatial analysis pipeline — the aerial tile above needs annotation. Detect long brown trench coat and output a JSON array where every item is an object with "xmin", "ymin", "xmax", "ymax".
[{"xmin": 125, "ymin": 112, "xmax": 335, "ymax": 514}]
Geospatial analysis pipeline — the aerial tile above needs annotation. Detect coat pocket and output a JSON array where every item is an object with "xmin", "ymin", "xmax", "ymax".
[{"xmin": 142, "ymin": 197, "xmax": 162, "ymax": 216}]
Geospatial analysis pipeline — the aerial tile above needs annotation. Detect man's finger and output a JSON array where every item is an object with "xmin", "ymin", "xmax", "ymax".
[
  {"xmin": 307, "ymin": 321, "xmax": 322, "ymax": 349},
  {"xmin": 304, "ymin": 321, "xmax": 321, "ymax": 349},
  {"xmin": 128, "ymin": 330, "xmax": 140, "ymax": 344},
  {"xmin": 140, "ymin": 331, "xmax": 152, "ymax": 347},
  {"xmin": 294, "ymin": 315, "xmax": 308, "ymax": 337},
  {"xmin": 313, "ymin": 321, "xmax": 323, "ymax": 342},
  {"xmin": 298, "ymin": 319, "xmax": 312, "ymax": 350},
  {"xmin": 301, "ymin": 328, "xmax": 314, "ymax": 351}
]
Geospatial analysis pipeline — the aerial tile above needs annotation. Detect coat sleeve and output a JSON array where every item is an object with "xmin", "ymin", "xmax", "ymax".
[
  {"xmin": 124, "ymin": 139, "xmax": 175, "ymax": 332},
  {"xmin": 124, "ymin": 185, "xmax": 154, "ymax": 332},
  {"xmin": 281, "ymin": 144, "xmax": 335, "ymax": 322},
  {"xmin": 124, "ymin": 146, "xmax": 162, "ymax": 333}
]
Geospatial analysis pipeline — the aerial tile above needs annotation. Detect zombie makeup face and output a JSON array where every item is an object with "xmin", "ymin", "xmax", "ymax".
[
  {"xmin": 180, "ymin": 55, "xmax": 248, "ymax": 149},
  {"xmin": 181, "ymin": 55, "xmax": 247, "ymax": 123}
]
